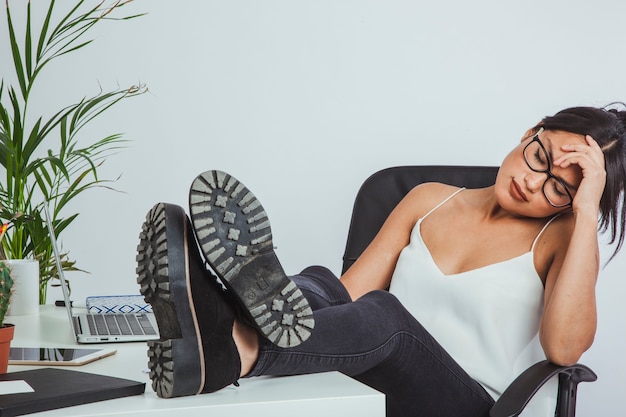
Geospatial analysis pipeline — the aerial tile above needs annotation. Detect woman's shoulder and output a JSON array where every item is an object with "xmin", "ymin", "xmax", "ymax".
[
  {"xmin": 406, "ymin": 182, "xmax": 464, "ymax": 203},
  {"xmin": 401, "ymin": 182, "xmax": 465, "ymax": 216},
  {"xmin": 541, "ymin": 212, "xmax": 576, "ymax": 241},
  {"xmin": 533, "ymin": 211, "xmax": 576, "ymax": 277}
]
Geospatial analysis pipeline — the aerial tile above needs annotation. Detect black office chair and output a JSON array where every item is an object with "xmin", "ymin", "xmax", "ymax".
[{"xmin": 341, "ymin": 166, "xmax": 597, "ymax": 417}]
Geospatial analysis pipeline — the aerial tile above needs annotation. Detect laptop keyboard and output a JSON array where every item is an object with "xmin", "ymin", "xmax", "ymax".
[{"xmin": 85, "ymin": 314, "xmax": 158, "ymax": 336}]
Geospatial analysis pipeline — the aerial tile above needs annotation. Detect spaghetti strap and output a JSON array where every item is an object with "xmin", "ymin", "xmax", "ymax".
[
  {"xmin": 531, "ymin": 213, "xmax": 564, "ymax": 252},
  {"xmin": 421, "ymin": 187, "xmax": 466, "ymax": 221}
]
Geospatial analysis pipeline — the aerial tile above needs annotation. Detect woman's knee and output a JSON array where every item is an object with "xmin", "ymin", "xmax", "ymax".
[
  {"xmin": 359, "ymin": 289, "xmax": 403, "ymax": 308},
  {"xmin": 291, "ymin": 265, "xmax": 351, "ymax": 308},
  {"xmin": 357, "ymin": 290, "xmax": 420, "ymax": 330}
]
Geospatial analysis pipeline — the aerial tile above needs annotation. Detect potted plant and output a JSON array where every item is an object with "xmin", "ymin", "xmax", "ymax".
[
  {"xmin": 0, "ymin": 0, "xmax": 146, "ymax": 303},
  {"xmin": 0, "ymin": 212, "xmax": 39, "ymax": 316},
  {"xmin": 0, "ymin": 225, "xmax": 15, "ymax": 374}
]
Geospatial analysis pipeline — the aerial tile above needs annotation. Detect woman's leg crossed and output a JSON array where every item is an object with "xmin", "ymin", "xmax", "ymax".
[{"xmin": 247, "ymin": 288, "xmax": 494, "ymax": 417}]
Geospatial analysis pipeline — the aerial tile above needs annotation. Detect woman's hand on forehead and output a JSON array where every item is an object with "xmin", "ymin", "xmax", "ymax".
[{"xmin": 554, "ymin": 135, "xmax": 606, "ymax": 215}]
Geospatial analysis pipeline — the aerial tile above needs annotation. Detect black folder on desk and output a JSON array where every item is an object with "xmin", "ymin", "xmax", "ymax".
[{"xmin": 0, "ymin": 367, "xmax": 145, "ymax": 416}]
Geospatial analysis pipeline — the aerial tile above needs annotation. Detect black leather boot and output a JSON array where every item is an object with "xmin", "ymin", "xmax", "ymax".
[
  {"xmin": 188, "ymin": 170, "xmax": 315, "ymax": 348},
  {"xmin": 136, "ymin": 202, "xmax": 241, "ymax": 398}
]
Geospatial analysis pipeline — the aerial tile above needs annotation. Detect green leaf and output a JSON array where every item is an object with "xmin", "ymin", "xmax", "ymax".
[
  {"xmin": 21, "ymin": 117, "xmax": 43, "ymax": 167},
  {"xmin": 25, "ymin": 1, "xmax": 33, "ymax": 80},
  {"xmin": 6, "ymin": 2, "xmax": 27, "ymax": 98},
  {"xmin": 36, "ymin": 0, "xmax": 56, "ymax": 60}
]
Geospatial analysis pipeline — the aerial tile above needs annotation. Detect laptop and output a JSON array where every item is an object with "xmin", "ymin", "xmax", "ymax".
[{"xmin": 44, "ymin": 202, "xmax": 160, "ymax": 343}]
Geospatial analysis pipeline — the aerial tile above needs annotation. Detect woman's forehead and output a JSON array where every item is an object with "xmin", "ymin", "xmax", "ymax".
[{"xmin": 539, "ymin": 129, "xmax": 586, "ymax": 147}]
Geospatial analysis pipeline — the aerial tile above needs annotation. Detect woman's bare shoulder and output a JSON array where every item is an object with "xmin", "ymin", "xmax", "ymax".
[
  {"xmin": 406, "ymin": 182, "xmax": 463, "ymax": 203},
  {"xmin": 541, "ymin": 212, "xmax": 576, "ymax": 245},
  {"xmin": 534, "ymin": 212, "xmax": 576, "ymax": 277},
  {"xmin": 401, "ymin": 182, "xmax": 464, "ymax": 215}
]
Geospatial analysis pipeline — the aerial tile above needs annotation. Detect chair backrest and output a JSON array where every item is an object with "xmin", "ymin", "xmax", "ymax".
[{"xmin": 341, "ymin": 165, "xmax": 499, "ymax": 274}]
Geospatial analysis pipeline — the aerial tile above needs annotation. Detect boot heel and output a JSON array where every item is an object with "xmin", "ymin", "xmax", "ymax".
[
  {"xmin": 147, "ymin": 338, "xmax": 204, "ymax": 398},
  {"xmin": 189, "ymin": 170, "xmax": 315, "ymax": 347},
  {"xmin": 137, "ymin": 202, "xmax": 241, "ymax": 398}
]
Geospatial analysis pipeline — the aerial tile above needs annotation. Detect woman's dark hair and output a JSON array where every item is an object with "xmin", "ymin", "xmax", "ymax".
[{"xmin": 535, "ymin": 103, "xmax": 626, "ymax": 263}]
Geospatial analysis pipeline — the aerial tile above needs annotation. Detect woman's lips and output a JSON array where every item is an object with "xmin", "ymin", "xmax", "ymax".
[{"xmin": 510, "ymin": 179, "xmax": 528, "ymax": 202}]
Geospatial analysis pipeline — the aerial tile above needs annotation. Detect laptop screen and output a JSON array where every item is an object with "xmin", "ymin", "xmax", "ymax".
[{"xmin": 42, "ymin": 202, "xmax": 80, "ymax": 338}]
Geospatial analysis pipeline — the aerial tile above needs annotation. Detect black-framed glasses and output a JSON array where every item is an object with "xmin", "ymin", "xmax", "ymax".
[{"xmin": 522, "ymin": 128, "xmax": 573, "ymax": 208}]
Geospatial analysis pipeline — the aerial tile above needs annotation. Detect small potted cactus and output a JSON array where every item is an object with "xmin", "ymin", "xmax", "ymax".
[{"xmin": 0, "ymin": 262, "xmax": 14, "ymax": 374}]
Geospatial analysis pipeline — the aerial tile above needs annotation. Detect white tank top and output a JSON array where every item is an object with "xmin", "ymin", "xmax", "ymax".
[{"xmin": 389, "ymin": 188, "xmax": 557, "ymax": 416}]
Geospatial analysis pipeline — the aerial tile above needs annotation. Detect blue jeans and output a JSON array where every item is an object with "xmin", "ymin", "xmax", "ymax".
[{"xmin": 246, "ymin": 266, "xmax": 495, "ymax": 417}]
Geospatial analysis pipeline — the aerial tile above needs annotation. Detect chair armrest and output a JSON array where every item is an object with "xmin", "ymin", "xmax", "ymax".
[{"xmin": 489, "ymin": 360, "xmax": 597, "ymax": 417}]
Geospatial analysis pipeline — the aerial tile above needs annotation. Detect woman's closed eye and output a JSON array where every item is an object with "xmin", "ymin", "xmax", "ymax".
[
  {"xmin": 551, "ymin": 180, "xmax": 568, "ymax": 198},
  {"xmin": 534, "ymin": 149, "xmax": 548, "ymax": 167}
]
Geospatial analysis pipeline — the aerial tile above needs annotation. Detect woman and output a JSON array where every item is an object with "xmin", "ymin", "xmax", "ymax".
[{"xmin": 136, "ymin": 104, "xmax": 626, "ymax": 417}]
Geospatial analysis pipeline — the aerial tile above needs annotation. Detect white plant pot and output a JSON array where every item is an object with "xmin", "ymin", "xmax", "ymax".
[{"xmin": 3, "ymin": 259, "xmax": 39, "ymax": 316}]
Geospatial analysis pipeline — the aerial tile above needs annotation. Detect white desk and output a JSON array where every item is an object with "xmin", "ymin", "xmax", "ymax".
[{"xmin": 6, "ymin": 305, "xmax": 385, "ymax": 416}]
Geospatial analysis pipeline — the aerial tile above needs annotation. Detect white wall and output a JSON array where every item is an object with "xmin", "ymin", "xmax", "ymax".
[{"xmin": 2, "ymin": 1, "xmax": 625, "ymax": 414}]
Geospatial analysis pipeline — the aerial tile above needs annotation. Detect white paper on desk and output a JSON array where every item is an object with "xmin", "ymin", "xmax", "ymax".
[{"xmin": 0, "ymin": 380, "xmax": 34, "ymax": 395}]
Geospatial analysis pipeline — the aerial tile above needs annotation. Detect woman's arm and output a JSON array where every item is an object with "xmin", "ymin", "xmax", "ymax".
[
  {"xmin": 540, "ymin": 213, "xmax": 599, "ymax": 365},
  {"xmin": 340, "ymin": 183, "xmax": 453, "ymax": 300},
  {"xmin": 539, "ymin": 135, "xmax": 606, "ymax": 365}
]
